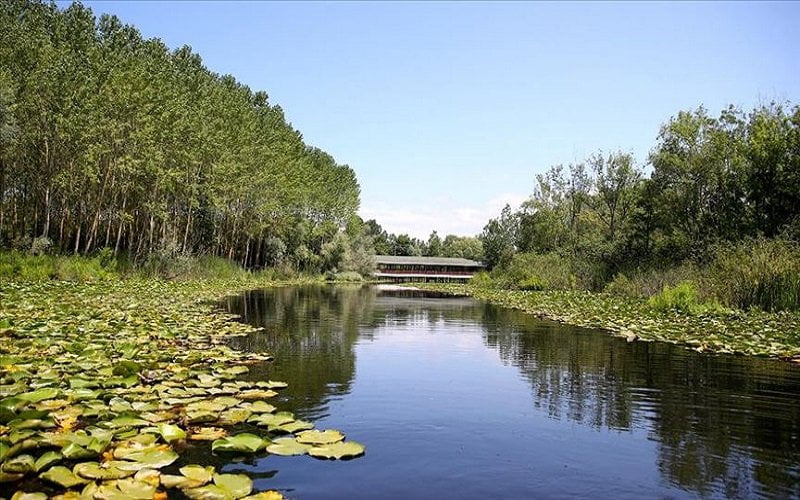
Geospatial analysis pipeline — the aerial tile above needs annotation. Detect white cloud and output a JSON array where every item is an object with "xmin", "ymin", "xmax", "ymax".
[{"xmin": 360, "ymin": 192, "xmax": 527, "ymax": 239}]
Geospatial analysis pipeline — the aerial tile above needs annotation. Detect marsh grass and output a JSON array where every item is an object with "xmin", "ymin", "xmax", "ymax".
[{"xmin": 709, "ymin": 238, "xmax": 800, "ymax": 312}]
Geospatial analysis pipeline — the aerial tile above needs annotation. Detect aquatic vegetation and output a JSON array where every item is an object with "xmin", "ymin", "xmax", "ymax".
[
  {"xmin": 0, "ymin": 279, "xmax": 365, "ymax": 498},
  {"xmin": 414, "ymin": 283, "xmax": 800, "ymax": 360}
]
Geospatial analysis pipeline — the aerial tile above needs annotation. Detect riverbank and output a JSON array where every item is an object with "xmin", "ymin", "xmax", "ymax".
[
  {"xmin": 412, "ymin": 283, "xmax": 800, "ymax": 361},
  {"xmin": 0, "ymin": 277, "xmax": 360, "ymax": 499}
]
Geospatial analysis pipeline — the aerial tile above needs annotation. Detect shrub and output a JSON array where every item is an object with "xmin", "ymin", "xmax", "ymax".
[
  {"xmin": 327, "ymin": 271, "xmax": 363, "ymax": 282},
  {"xmin": 491, "ymin": 252, "xmax": 577, "ymax": 290},
  {"xmin": 648, "ymin": 281, "xmax": 726, "ymax": 315},
  {"xmin": 604, "ymin": 263, "xmax": 704, "ymax": 299},
  {"xmin": 469, "ymin": 270, "xmax": 493, "ymax": 288},
  {"xmin": 518, "ymin": 277, "xmax": 546, "ymax": 291},
  {"xmin": 709, "ymin": 238, "xmax": 800, "ymax": 311}
]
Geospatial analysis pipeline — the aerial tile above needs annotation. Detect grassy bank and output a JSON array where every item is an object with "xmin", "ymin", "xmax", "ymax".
[
  {"xmin": 0, "ymin": 276, "xmax": 361, "ymax": 499},
  {"xmin": 413, "ymin": 283, "xmax": 800, "ymax": 361}
]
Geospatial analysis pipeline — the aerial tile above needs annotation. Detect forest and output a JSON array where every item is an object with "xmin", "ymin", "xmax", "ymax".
[
  {"xmin": 0, "ymin": 0, "xmax": 362, "ymax": 272},
  {"xmin": 476, "ymin": 103, "xmax": 800, "ymax": 312}
]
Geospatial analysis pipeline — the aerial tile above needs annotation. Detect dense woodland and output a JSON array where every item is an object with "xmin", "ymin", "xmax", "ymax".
[
  {"xmin": 478, "ymin": 103, "xmax": 800, "ymax": 311},
  {"xmin": 0, "ymin": 0, "xmax": 362, "ymax": 270}
]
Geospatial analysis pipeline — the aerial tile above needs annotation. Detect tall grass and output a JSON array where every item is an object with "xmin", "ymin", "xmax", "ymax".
[
  {"xmin": 709, "ymin": 238, "xmax": 800, "ymax": 312},
  {"xmin": 491, "ymin": 252, "xmax": 579, "ymax": 290},
  {"xmin": 0, "ymin": 251, "xmax": 116, "ymax": 281}
]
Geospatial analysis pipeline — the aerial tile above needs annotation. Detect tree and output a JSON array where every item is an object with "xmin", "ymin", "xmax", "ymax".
[{"xmin": 480, "ymin": 204, "xmax": 518, "ymax": 269}]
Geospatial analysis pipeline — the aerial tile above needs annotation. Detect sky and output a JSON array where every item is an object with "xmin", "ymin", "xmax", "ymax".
[{"xmin": 70, "ymin": 1, "xmax": 800, "ymax": 238}]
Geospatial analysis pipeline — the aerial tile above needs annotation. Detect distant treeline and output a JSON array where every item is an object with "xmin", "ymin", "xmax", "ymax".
[
  {"xmin": 477, "ymin": 102, "xmax": 800, "ymax": 311},
  {"xmin": 363, "ymin": 220, "xmax": 484, "ymax": 261},
  {"xmin": 0, "ymin": 1, "xmax": 360, "ymax": 269}
]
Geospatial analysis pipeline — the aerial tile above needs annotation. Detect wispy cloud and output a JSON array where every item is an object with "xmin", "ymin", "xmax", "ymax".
[{"xmin": 360, "ymin": 192, "xmax": 527, "ymax": 239}]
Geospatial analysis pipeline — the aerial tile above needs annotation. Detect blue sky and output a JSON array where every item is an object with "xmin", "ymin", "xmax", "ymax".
[{"xmin": 73, "ymin": 1, "xmax": 800, "ymax": 238}]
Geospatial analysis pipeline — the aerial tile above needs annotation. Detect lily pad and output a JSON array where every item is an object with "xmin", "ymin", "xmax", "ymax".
[
  {"xmin": 296, "ymin": 429, "xmax": 345, "ymax": 445},
  {"xmin": 308, "ymin": 441, "xmax": 366, "ymax": 460},
  {"xmin": 211, "ymin": 433, "xmax": 265, "ymax": 454},
  {"xmin": 33, "ymin": 450, "xmax": 62, "ymax": 472},
  {"xmin": 214, "ymin": 473, "xmax": 253, "ymax": 498},
  {"xmin": 118, "ymin": 448, "xmax": 179, "ymax": 469},
  {"xmin": 157, "ymin": 423, "xmax": 187, "ymax": 442},
  {"xmin": 40, "ymin": 465, "xmax": 89, "ymax": 488},
  {"xmin": 266, "ymin": 437, "xmax": 311, "ymax": 456},
  {"xmin": 189, "ymin": 427, "xmax": 227, "ymax": 441},
  {"xmin": 73, "ymin": 461, "xmax": 134, "ymax": 480}
]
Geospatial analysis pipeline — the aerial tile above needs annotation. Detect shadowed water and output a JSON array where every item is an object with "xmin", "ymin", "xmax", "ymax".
[{"xmin": 219, "ymin": 285, "xmax": 800, "ymax": 499}]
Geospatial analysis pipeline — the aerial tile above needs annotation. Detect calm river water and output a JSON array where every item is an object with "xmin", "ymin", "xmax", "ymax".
[{"xmin": 217, "ymin": 285, "xmax": 800, "ymax": 499}]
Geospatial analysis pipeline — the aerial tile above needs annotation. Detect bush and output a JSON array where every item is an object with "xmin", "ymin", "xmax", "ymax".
[
  {"xmin": 518, "ymin": 277, "xmax": 546, "ymax": 291},
  {"xmin": 709, "ymin": 238, "xmax": 800, "ymax": 312},
  {"xmin": 326, "ymin": 271, "xmax": 363, "ymax": 282},
  {"xmin": 469, "ymin": 270, "xmax": 493, "ymax": 288},
  {"xmin": 491, "ymin": 252, "xmax": 577, "ymax": 290},
  {"xmin": 604, "ymin": 263, "xmax": 704, "ymax": 299},
  {"xmin": 648, "ymin": 281, "xmax": 726, "ymax": 315}
]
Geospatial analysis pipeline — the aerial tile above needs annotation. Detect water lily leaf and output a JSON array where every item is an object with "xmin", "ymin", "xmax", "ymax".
[
  {"xmin": 61, "ymin": 442, "xmax": 96, "ymax": 460},
  {"xmin": 237, "ymin": 390, "xmax": 277, "ymax": 400},
  {"xmin": 33, "ymin": 450, "xmax": 62, "ymax": 471},
  {"xmin": 265, "ymin": 437, "xmax": 311, "ymax": 456},
  {"xmin": 11, "ymin": 492, "xmax": 47, "ymax": 500},
  {"xmin": 213, "ymin": 473, "xmax": 253, "ymax": 498},
  {"xmin": 242, "ymin": 492, "xmax": 284, "ymax": 500},
  {"xmin": 2, "ymin": 453, "xmax": 35, "ymax": 473},
  {"xmin": 186, "ymin": 401, "xmax": 227, "ymax": 413},
  {"xmin": 40, "ymin": 465, "xmax": 89, "ymax": 488},
  {"xmin": 258, "ymin": 381, "xmax": 288, "ymax": 390},
  {"xmin": 211, "ymin": 397, "xmax": 241, "ymax": 408},
  {"xmin": 0, "ymin": 471, "xmax": 24, "ymax": 482},
  {"xmin": 241, "ymin": 401, "xmax": 275, "ymax": 414},
  {"xmin": 73, "ymin": 462, "xmax": 134, "ymax": 480},
  {"xmin": 113, "ymin": 477, "xmax": 158, "ymax": 499},
  {"xmin": 183, "ymin": 484, "xmax": 231, "ymax": 500},
  {"xmin": 186, "ymin": 411, "xmax": 218, "ymax": 424},
  {"xmin": 109, "ymin": 415, "xmax": 150, "ymax": 428},
  {"xmin": 133, "ymin": 468, "xmax": 161, "ymax": 486},
  {"xmin": 296, "ymin": 430, "xmax": 345, "ymax": 445},
  {"xmin": 275, "ymin": 420, "xmax": 314, "ymax": 434},
  {"xmin": 180, "ymin": 465, "xmax": 215, "ymax": 484},
  {"xmin": 247, "ymin": 412, "xmax": 293, "ymax": 428},
  {"xmin": 189, "ymin": 427, "xmax": 227, "ymax": 441},
  {"xmin": 211, "ymin": 433, "xmax": 265, "ymax": 454},
  {"xmin": 308, "ymin": 441, "xmax": 366, "ymax": 460},
  {"xmin": 119, "ymin": 448, "xmax": 179, "ymax": 469},
  {"xmin": 18, "ymin": 388, "xmax": 59, "ymax": 403},
  {"xmin": 157, "ymin": 423, "xmax": 186, "ymax": 442},
  {"xmin": 112, "ymin": 361, "xmax": 142, "ymax": 377},
  {"xmin": 218, "ymin": 408, "xmax": 251, "ymax": 426}
]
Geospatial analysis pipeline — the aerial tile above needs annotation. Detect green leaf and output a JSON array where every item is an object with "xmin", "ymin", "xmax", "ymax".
[
  {"xmin": 308, "ymin": 441, "xmax": 366, "ymax": 460},
  {"xmin": 33, "ymin": 450, "xmax": 62, "ymax": 472},
  {"xmin": 211, "ymin": 433, "xmax": 265, "ymax": 454},
  {"xmin": 40, "ymin": 465, "xmax": 89, "ymax": 488},
  {"xmin": 118, "ymin": 448, "xmax": 179, "ymax": 469},
  {"xmin": 18, "ymin": 388, "xmax": 59, "ymax": 403},
  {"xmin": 213, "ymin": 473, "xmax": 253, "ymax": 498},
  {"xmin": 157, "ymin": 423, "xmax": 186, "ymax": 442},
  {"xmin": 295, "ymin": 429, "xmax": 345, "ymax": 445},
  {"xmin": 265, "ymin": 437, "xmax": 311, "ymax": 456}
]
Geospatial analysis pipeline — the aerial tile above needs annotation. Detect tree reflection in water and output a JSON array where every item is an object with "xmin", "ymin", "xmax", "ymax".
[{"xmin": 223, "ymin": 285, "xmax": 800, "ymax": 498}]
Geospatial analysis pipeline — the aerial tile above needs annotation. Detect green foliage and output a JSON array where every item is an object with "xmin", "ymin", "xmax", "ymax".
[
  {"xmin": 709, "ymin": 238, "xmax": 800, "ymax": 312},
  {"xmin": 468, "ymin": 271, "xmax": 493, "ymax": 289},
  {"xmin": 327, "ymin": 271, "xmax": 363, "ymax": 283},
  {"xmin": 647, "ymin": 281, "xmax": 726, "ymax": 315},
  {"xmin": 491, "ymin": 252, "xmax": 577, "ymax": 291},
  {"xmin": 0, "ymin": 0, "xmax": 361, "ymax": 270}
]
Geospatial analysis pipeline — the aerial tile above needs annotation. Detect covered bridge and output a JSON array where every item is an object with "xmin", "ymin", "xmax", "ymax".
[{"xmin": 373, "ymin": 255, "xmax": 485, "ymax": 282}]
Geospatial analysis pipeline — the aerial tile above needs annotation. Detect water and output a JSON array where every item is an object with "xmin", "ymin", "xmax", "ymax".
[{"xmin": 219, "ymin": 285, "xmax": 800, "ymax": 499}]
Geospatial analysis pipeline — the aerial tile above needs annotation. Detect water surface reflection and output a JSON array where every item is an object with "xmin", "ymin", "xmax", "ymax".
[{"xmin": 223, "ymin": 285, "xmax": 800, "ymax": 499}]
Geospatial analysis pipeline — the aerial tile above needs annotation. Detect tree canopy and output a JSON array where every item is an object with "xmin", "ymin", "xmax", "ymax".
[{"xmin": 0, "ymin": 0, "xmax": 361, "ymax": 269}]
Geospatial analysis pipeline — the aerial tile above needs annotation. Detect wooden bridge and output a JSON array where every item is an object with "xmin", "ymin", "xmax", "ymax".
[{"xmin": 373, "ymin": 255, "xmax": 485, "ymax": 282}]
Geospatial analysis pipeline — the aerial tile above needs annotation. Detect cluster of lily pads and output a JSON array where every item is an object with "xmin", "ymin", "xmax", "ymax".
[
  {"xmin": 0, "ymin": 280, "xmax": 365, "ymax": 499},
  {"xmin": 417, "ymin": 283, "xmax": 800, "ymax": 360}
]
